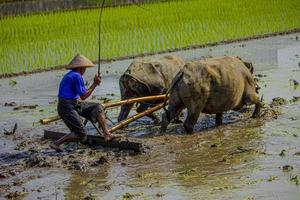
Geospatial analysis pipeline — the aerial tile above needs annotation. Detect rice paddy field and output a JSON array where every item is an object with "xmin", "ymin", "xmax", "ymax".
[{"xmin": 0, "ymin": 0, "xmax": 300, "ymax": 74}]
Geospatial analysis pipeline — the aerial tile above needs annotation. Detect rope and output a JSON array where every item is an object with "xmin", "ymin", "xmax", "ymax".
[{"xmin": 104, "ymin": 111, "xmax": 116, "ymax": 125}]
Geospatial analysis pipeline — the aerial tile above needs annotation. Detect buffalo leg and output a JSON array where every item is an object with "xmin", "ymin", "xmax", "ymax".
[
  {"xmin": 252, "ymin": 102, "xmax": 261, "ymax": 118},
  {"xmin": 118, "ymin": 75, "xmax": 136, "ymax": 122},
  {"xmin": 244, "ymin": 93, "xmax": 261, "ymax": 118},
  {"xmin": 160, "ymin": 105, "xmax": 174, "ymax": 133},
  {"xmin": 118, "ymin": 103, "xmax": 134, "ymax": 122},
  {"xmin": 183, "ymin": 103, "xmax": 202, "ymax": 134},
  {"xmin": 173, "ymin": 107, "xmax": 184, "ymax": 124},
  {"xmin": 161, "ymin": 103, "xmax": 183, "ymax": 133},
  {"xmin": 118, "ymin": 88, "xmax": 134, "ymax": 122},
  {"xmin": 215, "ymin": 113, "xmax": 223, "ymax": 126}
]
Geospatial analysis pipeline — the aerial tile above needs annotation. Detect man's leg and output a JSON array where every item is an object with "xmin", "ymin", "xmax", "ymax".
[
  {"xmin": 97, "ymin": 112, "xmax": 116, "ymax": 141},
  {"xmin": 80, "ymin": 102, "xmax": 118, "ymax": 141},
  {"xmin": 50, "ymin": 106, "xmax": 87, "ymax": 152},
  {"xmin": 50, "ymin": 133, "xmax": 81, "ymax": 152}
]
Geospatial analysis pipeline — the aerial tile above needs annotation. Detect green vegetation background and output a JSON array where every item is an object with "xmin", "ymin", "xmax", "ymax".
[{"xmin": 0, "ymin": 0, "xmax": 300, "ymax": 74}]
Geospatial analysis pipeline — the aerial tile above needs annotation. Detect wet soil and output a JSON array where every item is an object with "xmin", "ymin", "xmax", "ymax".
[{"xmin": 0, "ymin": 32, "xmax": 300, "ymax": 199}]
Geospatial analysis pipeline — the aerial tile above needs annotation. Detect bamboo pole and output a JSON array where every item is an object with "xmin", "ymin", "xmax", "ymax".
[
  {"xmin": 40, "ymin": 115, "xmax": 61, "ymax": 125},
  {"xmin": 40, "ymin": 94, "xmax": 167, "ymax": 124},
  {"xmin": 103, "ymin": 94, "xmax": 166, "ymax": 109},
  {"xmin": 109, "ymin": 103, "xmax": 165, "ymax": 133}
]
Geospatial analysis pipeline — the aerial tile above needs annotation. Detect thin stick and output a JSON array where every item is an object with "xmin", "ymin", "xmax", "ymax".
[
  {"xmin": 90, "ymin": 120, "xmax": 104, "ymax": 137},
  {"xmin": 98, "ymin": 0, "xmax": 106, "ymax": 75}
]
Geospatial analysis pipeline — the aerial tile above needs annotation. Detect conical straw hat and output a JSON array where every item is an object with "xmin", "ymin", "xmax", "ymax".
[{"xmin": 66, "ymin": 54, "xmax": 96, "ymax": 69}]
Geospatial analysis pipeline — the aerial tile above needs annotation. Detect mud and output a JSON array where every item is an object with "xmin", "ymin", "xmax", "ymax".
[
  {"xmin": 0, "ymin": 32, "xmax": 300, "ymax": 199},
  {"xmin": 270, "ymin": 97, "xmax": 288, "ymax": 107},
  {"xmin": 12, "ymin": 104, "xmax": 38, "ymax": 111}
]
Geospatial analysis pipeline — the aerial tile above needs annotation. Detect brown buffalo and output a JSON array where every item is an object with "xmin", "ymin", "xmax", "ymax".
[
  {"xmin": 118, "ymin": 54, "xmax": 185, "ymax": 123},
  {"xmin": 161, "ymin": 56, "xmax": 261, "ymax": 133}
]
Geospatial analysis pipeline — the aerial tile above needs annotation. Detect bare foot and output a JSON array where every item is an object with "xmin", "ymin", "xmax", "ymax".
[
  {"xmin": 104, "ymin": 134, "xmax": 122, "ymax": 142},
  {"xmin": 50, "ymin": 143, "xmax": 63, "ymax": 152}
]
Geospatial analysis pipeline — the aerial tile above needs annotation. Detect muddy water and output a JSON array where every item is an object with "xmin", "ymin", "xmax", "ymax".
[{"xmin": 0, "ymin": 33, "xmax": 300, "ymax": 199}]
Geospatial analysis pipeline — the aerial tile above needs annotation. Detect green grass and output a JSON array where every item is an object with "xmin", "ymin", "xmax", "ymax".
[{"xmin": 1, "ymin": 0, "xmax": 300, "ymax": 74}]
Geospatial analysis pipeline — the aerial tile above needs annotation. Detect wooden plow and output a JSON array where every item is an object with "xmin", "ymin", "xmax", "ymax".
[
  {"xmin": 40, "ymin": 94, "xmax": 166, "ymax": 125},
  {"xmin": 43, "ymin": 95, "xmax": 168, "ymax": 152}
]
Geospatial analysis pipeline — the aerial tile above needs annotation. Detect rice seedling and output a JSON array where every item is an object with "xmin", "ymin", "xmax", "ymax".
[{"xmin": 0, "ymin": 0, "xmax": 300, "ymax": 74}]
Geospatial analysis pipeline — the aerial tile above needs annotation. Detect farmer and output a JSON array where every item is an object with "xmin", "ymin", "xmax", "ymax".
[{"xmin": 50, "ymin": 54, "xmax": 117, "ymax": 152}]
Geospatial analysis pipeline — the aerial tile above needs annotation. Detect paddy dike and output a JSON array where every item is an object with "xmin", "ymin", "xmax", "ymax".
[{"xmin": 0, "ymin": 32, "xmax": 300, "ymax": 199}]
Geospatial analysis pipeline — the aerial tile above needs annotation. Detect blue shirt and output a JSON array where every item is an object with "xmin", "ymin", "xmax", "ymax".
[{"xmin": 58, "ymin": 70, "xmax": 87, "ymax": 99}]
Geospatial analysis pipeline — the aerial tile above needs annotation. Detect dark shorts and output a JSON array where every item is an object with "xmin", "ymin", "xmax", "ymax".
[{"xmin": 57, "ymin": 99, "xmax": 104, "ymax": 138}]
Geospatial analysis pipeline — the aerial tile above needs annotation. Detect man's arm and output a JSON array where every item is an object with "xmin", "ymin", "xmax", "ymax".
[{"xmin": 80, "ymin": 74, "xmax": 101, "ymax": 100}]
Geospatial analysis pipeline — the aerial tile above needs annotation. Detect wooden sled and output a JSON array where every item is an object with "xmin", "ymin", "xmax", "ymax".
[{"xmin": 44, "ymin": 130, "xmax": 143, "ymax": 153}]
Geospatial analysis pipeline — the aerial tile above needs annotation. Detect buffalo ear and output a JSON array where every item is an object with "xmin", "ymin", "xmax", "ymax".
[{"xmin": 244, "ymin": 62, "xmax": 254, "ymax": 74}]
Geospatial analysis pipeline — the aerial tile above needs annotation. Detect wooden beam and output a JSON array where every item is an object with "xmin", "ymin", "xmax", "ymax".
[
  {"xmin": 40, "ymin": 115, "xmax": 61, "ymax": 124},
  {"xmin": 103, "ymin": 94, "xmax": 167, "ymax": 109},
  {"xmin": 40, "ymin": 94, "xmax": 167, "ymax": 124},
  {"xmin": 44, "ymin": 130, "xmax": 143, "ymax": 153}
]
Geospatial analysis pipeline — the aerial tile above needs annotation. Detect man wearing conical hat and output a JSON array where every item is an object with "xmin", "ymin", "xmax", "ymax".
[{"xmin": 50, "ymin": 54, "xmax": 117, "ymax": 152}]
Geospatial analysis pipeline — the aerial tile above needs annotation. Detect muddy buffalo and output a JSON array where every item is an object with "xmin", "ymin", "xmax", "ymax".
[
  {"xmin": 161, "ymin": 56, "xmax": 261, "ymax": 133},
  {"xmin": 118, "ymin": 54, "xmax": 185, "ymax": 123}
]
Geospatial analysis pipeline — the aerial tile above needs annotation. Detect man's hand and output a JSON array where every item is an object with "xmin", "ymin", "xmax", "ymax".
[
  {"xmin": 93, "ymin": 74, "xmax": 102, "ymax": 86},
  {"xmin": 80, "ymin": 74, "xmax": 102, "ymax": 100}
]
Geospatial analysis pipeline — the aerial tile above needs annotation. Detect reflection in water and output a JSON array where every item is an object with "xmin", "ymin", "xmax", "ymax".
[
  {"xmin": 229, "ymin": 103, "xmax": 300, "ymax": 200},
  {"xmin": 172, "ymin": 119, "xmax": 264, "ymax": 199},
  {"xmin": 64, "ymin": 165, "xmax": 111, "ymax": 199},
  {"xmin": 63, "ymin": 116, "xmax": 264, "ymax": 199}
]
